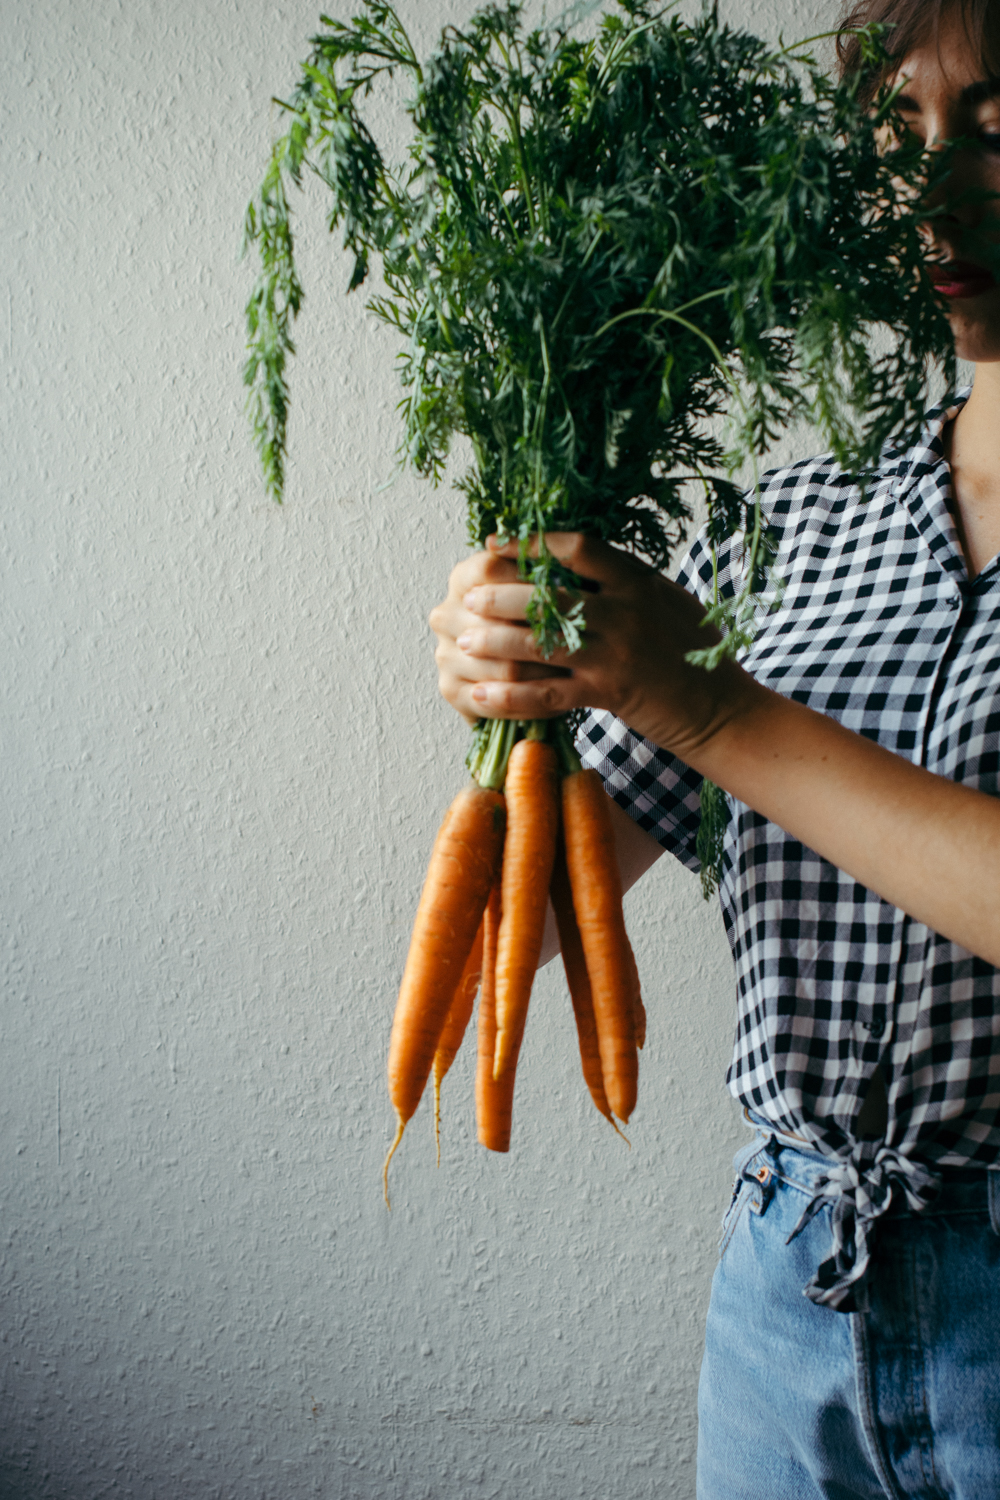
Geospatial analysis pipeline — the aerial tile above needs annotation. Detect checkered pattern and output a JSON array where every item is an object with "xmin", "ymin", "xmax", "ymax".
[{"xmin": 578, "ymin": 391, "xmax": 1000, "ymax": 1180}]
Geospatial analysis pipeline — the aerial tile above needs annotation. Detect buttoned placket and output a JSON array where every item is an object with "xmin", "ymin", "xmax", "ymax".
[
  {"xmin": 578, "ymin": 388, "xmax": 1000, "ymax": 1221},
  {"xmin": 868, "ymin": 459, "xmax": 973, "ymax": 1141}
]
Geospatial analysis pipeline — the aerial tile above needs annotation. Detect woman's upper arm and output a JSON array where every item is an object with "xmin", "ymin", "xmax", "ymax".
[{"xmin": 607, "ymin": 791, "xmax": 664, "ymax": 894}]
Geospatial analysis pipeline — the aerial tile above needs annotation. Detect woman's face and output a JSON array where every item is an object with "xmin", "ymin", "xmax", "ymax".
[{"xmin": 893, "ymin": 7, "xmax": 1000, "ymax": 363}]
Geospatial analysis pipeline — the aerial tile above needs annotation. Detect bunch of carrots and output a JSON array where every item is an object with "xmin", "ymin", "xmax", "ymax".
[
  {"xmin": 383, "ymin": 716, "xmax": 645, "ymax": 1204},
  {"xmin": 243, "ymin": 4, "xmax": 955, "ymax": 1209}
]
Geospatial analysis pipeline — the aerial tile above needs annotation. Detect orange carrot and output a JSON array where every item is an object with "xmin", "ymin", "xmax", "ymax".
[
  {"xmin": 493, "ymin": 737, "xmax": 560, "ymax": 1079},
  {"xmin": 549, "ymin": 838, "xmax": 613, "ymax": 1124},
  {"xmin": 476, "ymin": 882, "xmax": 520, "ymax": 1152},
  {"xmin": 384, "ymin": 783, "xmax": 505, "ymax": 1204},
  {"xmin": 432, "ymin": 917, "xmax": 485, "ymax": 1164},
  {"xmin": 562, "ymin": 768, "xmax": 637, "ymax": 1123}
]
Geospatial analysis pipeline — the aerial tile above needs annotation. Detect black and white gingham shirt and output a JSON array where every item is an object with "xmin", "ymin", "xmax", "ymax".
[{"xmin": 577, "ymin": 391, "xmax": 1000, "ymax": 1307}]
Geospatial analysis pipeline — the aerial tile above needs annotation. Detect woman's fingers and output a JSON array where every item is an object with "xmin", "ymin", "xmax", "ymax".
[
  {"xmin": 449, "ymin": 548, "xmax": 523, "ymax": 598},
  {"xmin": 457, "ymin": 620, "xmax": 574, "ymax": 666},
  {"xmin": 443, "ymin": 645, "xmax": 560, "ymax": 686},
  {"xmin": 430, "ymin": 550, "xmax": 572, "ymax": 725},
  {"xmin": 428, "ymin": 554, "xmax": 525, "ymax": 639},
  {"xmin": 434, "ymin": 600, "xmax": 565, "ymax": 666},
  {"xmin": 430, "ymin": 535, "xmax": 657, "ymax": 727},
  {"xmin": 432, "ymin": 533, "xmax": 737, "ymax": 748},
  {"xmin": 488, "ymin": 531, "xmax": 650, "ymax": 589},
  {"xmin": 461, "ymin": 582, "xmax": 536, "ymax": 623},
  {"xmin": 443, "ymin": 664, "xmax": 567, "ymax": 724},
  {"xmin": 471, "ymin": 676, "xmax": 579, "ymax": 719}
]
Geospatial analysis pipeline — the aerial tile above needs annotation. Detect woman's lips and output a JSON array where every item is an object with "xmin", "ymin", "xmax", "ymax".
[{"xmin": 926, "ymin": 260, "xmax": 997, "ymax": 299}]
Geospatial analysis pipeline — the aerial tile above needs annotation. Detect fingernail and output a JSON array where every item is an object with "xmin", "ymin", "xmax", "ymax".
[
  {"xmin": 456, "ymin": 633, "xmax": 472, "ymax": 650},
  {"xmin": 463, "ymin": 590, "xmax": 480, "ymax": 611},
  {"xmin": 471, "ymin": 684, "xmax": 488, "ymax": 704}
]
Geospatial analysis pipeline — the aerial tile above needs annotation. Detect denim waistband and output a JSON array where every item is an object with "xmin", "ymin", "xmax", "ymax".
[
  {"xmin": 743, "ymin": 1110, "xmax": 993, "ymax": 1218},
  {"xmin": 741, "ymin": 1110, "xmax": 999, "ymax": 1309}
]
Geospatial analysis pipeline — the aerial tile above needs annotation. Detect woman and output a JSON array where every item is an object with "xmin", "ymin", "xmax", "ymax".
[{"xmin": 430, "ymin": 0, "xmax": 1000, "ymax": 1494}]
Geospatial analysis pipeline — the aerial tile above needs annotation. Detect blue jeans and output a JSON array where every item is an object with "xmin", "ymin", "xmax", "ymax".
[{"xmin": 697, "ymin": 1123, "xmax": 1000, "ymax": 1499}]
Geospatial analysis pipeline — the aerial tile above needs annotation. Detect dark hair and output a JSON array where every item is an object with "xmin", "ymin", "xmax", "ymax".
[{"xmin": 837, "ymin": 0, "xmax": 1000, "ymax": 103}]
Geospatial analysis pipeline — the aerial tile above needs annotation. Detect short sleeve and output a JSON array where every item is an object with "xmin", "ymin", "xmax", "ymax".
[
  {"xmin": 572, "ymin": 522, "xmax": 748, "ymax": 872},
  {"xmin": 575, "ymin": 709, "xmax": 705, "ymax": 871}
]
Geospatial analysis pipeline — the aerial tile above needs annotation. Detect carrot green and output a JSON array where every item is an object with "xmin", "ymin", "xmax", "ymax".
[{"xmin": 243, "ymin": 0, "xmax": 956, "ymax": 893}]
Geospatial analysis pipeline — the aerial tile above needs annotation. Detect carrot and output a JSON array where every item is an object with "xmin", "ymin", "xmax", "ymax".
[
  {"xmin": 549, "ymin": 838, "xmax": 613, "ymax": 1124},
  {"xmin": 476, "ymin": 881, "xmax": 520, "ymax": 1152},
  {"xmin": 383, "ymin": 782, "xmax": 505, "ymax": 1205},
  {"xmin": 493, "ymin": 737, "xmax": 560, "ymax": 1080},
  {"xmin": 562, "ymin": 768, "xmax": 637, "ymax": 1123},
  {"xmin": 432, "ymin": 917, "xmax": 485, "ymax": 1165}
]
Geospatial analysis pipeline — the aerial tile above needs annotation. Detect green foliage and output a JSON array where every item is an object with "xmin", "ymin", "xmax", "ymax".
[
  {"xmin": 696, "ymin": 775, "xmax": 729, "ymax": 899},
  {"xmin": 243, "ymin": 0, "xmax": 954, "ymax": 654},
  {"xmin": 242, "ymin": 0, "xmax": 963, "ymax": 888}
]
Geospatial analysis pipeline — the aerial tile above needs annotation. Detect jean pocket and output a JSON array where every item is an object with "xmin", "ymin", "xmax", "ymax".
[
  {"xmin": 718, "ymin": 1140, "xmax": 768, "ymax": 1257},
  {"xmin": 718, "ymin": 1177, "xmax": 752, "ymax": 1258}
]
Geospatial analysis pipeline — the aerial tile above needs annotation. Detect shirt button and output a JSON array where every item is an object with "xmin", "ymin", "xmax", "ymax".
[{"xmin": 869, "ymin": 1018, "xmax": 885, "ymax": 1039}]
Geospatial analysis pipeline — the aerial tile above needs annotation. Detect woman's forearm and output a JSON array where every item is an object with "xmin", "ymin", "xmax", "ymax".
[
  {"xmin": 686, "ymin": 675, "xmax": 1000, "ymax": 966},
  {"xmin": 434, "ymin": 535, "xmax": 1000, "ymax": 963}
]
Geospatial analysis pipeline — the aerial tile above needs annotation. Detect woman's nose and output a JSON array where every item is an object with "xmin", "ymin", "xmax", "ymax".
[{"xmin": 919, "ymin": 133, "xmax": 982, "ymax": 226}]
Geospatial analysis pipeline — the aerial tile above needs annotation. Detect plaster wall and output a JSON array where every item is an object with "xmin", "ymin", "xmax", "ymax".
[{"xmin": 4, "ymin": 1, "xmax": 841, "ymax": 1495}]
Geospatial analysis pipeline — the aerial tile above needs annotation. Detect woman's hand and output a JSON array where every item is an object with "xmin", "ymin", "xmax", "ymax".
[
  {"xmin": 431, "ymin": 531, "xmax": 754, "ymax": 766},
  {"xmin": 429, "ymin": 542, "xmax": 570, "ymax": 725},
  {"xmin": 429, "ymin": 534, "xmax": 669, "ymax": 914},
  {"xmin": 430, "ymin": 531, "xmax": 1000, "ymax": 966}
]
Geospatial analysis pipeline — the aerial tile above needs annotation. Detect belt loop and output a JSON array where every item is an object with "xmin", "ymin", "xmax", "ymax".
[{"xmin": 989, "ymin": 1169, "xmax": 1000, "ymax": 1238}]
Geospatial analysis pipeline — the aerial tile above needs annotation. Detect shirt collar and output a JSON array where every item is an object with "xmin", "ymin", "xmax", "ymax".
[{"xmin": 889, "ymin": 387, "xmax": 998, "ymax": 588}]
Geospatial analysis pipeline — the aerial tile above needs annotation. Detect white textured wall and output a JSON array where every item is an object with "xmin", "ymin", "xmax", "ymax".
[{"xmin": 3, "ymin": 1, "xmax": 827, "ymax": 1495}]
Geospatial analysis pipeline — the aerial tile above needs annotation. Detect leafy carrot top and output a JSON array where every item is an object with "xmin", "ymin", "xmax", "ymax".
[{"xmin": 244, "ymin": 0, "xmax": 954, "ymax": 657}]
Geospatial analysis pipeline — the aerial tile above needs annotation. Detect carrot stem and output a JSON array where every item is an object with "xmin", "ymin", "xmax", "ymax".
[
  {"xmin": 551, "ymin": 716, "xmax": 582, "ymax": 775},
  {"xmin": 476, "ymin": 718, "xmax": 519, "ymax": 790}
]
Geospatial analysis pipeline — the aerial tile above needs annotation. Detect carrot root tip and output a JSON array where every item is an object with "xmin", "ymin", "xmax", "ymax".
[{"xmin": 382, "ymin": 1115, "xmax": 406, "ymax": 1211}]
